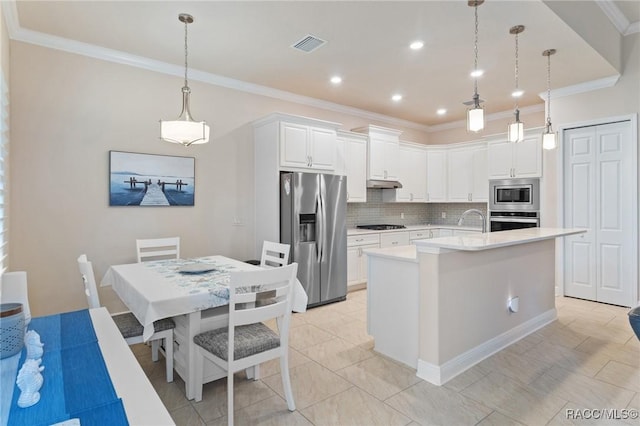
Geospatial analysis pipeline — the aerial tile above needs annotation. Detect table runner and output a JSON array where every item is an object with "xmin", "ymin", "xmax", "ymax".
[{"xmin": 4, "ymin": 310, "xmax": 128, "ymax": 426}]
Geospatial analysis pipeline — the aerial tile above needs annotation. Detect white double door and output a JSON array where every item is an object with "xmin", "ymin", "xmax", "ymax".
[{"xmin": 563, "ymin": 120, "xmax": 637, "ymax": 306}]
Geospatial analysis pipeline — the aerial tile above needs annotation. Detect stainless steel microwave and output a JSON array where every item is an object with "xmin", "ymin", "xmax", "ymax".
[{"xmin": 489, "ymin": 178, "xmax": 540, "ymax": 211}]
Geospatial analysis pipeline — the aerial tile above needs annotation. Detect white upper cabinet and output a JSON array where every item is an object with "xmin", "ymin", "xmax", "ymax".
[
  {"xmin": 338, "ymin": 130, "xmax": 368, "ymax": 203},
  {"xmin": 426, "ymin": 148, "xmax": 448, "ymax": 202},
  {"xmin": 353, "ymin": 125, "xmax": 402, "ymax": 181},
  {"xmin": 280, "ymin": 122, "xmax": 337, "ymax": 171},
  {"xmin": 448, "ymin": 143, "xmax": 488, "ymax": 202},
  {"xmin": 383, "ymin": 142, "xmax": 427, "ymax": 202},
  {"xmin": 488, "ymin": 132, "xmax": 542, "ymax": 179}
]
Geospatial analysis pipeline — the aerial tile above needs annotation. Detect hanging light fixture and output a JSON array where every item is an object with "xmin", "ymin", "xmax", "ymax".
[
  {"xmin": 507, "ymin": 25, "xmax": 525, "ymax": 143},
  {"xmin": 160, "ymin": 13, "xmax": 210, "ymax": 146},
  {"xmin": 542, "ymin": 49, "xmax": 558, "ymax": 150},
  {"xmin": 465, "ymin": 0, "xmax": 485, "ymax": 133}
]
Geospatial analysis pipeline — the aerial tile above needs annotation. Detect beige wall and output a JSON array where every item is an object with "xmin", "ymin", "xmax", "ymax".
[
  {"xmin": 9, "ymin": 41, "xmax": 430, "ymax": 316},
  {"xmin": 1, "ymin": 5, "xmax": 9, "ymax": 272}
]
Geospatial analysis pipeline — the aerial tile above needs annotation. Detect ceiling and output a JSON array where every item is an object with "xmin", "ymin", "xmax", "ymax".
[{"xmin": 8, "ymin": 1, "xmax": 640, "ymax": 130}]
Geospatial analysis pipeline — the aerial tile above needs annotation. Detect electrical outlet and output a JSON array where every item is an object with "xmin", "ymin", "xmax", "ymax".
[
  {"xmin": 441, "ymin": 212, "xmax": 446, "ymax": 219},
  {"xmin": 400, "ymin": 213, "xmax": 405, "ymax": 219}
]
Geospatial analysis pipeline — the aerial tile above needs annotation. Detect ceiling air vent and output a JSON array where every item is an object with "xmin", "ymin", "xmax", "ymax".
[{"xmin": 291, "ymin": 34, "xmax": 327, "ymax": 53}]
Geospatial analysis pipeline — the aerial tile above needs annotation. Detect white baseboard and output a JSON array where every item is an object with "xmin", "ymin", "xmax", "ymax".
[{"xmin": 416, "ymin": 308, "xmax": 557, "ymax": 386}]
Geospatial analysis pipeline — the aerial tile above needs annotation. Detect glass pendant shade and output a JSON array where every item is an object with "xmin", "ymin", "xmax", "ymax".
[
  {"xmin": 542, "ymin": 118, "xmax": 557, "ymax": 149},
  {"xmin": 467, "ymin": 106, "xmax": 485, "ymax": 132},
  {"xmin": 160, "ymin": 86, "xmax": 210, "ymax": 145},
  {"xmin": 508, "ymin": 120, "xmax": 524, "ymax": 143}
]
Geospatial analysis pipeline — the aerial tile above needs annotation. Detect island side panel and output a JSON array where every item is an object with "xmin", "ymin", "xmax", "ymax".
[
  {"xmin": 367, "ymin": 255, "xmax": 419, "ymax": 368},
  {"xmin": 417, "ymin": 239, "xmax": 556, "ymax": 384}
]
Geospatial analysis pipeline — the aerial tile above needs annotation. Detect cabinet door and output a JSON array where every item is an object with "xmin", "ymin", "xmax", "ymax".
[
  {"xmin": 426, "ymin": 150, "xmax": 447, "ymax": 201},
  {"xmin": 347, "ymin": 246, "xmax": 361, "ymax": 285},
  {"xmin": 487, "ymin": 140, "xmax": 513, "ymax": 179},
  {"xmin": 309, "ymin": 127, "xmax": 336, "ymax": 170},
  {"xmin": 513, "ymin": 136, "xmax": 542, "ymax": 177},
  {"xmin": 368, "ymin": 138, "xmax": 387, "ymax": 180},
  {"xmin": 471, "ymin": 145, "xmax": 488, "ymax": 201},
  {"xmin": 384, "ymin": 139, "xmax": 400, "ymax": 180},
  {"xmin": 345, "ymin": 137, "xmax": 367, "ymax": 202},
  {"xmin": 280, "ymin": 122, "xmax": 310, "ymax": 169},
  {"xmin": 447, "ymin": 148, "xmax": 473, "ymax": 201},
  {"xmin": 395, "ymin": 145, "xmax": 427, "ymax": 203}
]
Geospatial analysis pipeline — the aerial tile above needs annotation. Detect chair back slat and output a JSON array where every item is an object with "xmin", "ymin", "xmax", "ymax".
[
  {"xmin": 136, "ymin": 237, "xmax": 180, "ymax": 262},
  {"xmin": 77, "ymin": 254, "xmax": 101, "ymax": 309},
  {"xmin": 234, "ymin": 285, "xmax": 289, "ymax": 304},
  {"xmin": 260, "ymin": 241, "xmax": 290, "ymax": 268},
  {"xmin": 233, "ymin": 300, "xmax": 288, "ymax": 327}
]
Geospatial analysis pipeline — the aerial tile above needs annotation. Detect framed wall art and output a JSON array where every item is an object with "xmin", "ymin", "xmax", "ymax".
[{"xmin": 109, "ymin": 151, "xmax": 195, "ymax": 206}]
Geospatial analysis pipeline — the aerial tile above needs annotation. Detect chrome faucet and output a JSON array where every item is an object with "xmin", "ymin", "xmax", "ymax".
[{"xmin": 458, "ymin": 209, "xmax": 487, "ymax": 233}]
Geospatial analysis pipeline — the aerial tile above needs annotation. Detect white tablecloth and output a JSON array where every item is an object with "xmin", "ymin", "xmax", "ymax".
[{"xmin": 100, "ymin": 256, "xmax": 307, "ymax": 341}]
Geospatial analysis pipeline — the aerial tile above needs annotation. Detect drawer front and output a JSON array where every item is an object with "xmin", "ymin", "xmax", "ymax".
[
  {"xmin": 348, "ymin": 233, "xmax": 380, "ymax": 247},
  {"xmin": 380, "ymin": 231, "xmax": 410, "ymax": 248},
  {"xmin": 409, "ymin": 230, "xmax": 431, "ymax": 240}
]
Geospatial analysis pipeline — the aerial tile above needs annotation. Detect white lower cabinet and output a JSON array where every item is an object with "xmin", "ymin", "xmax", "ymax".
[{"xmin": 347, "ymin": 233, "xmax": 380, "ymax": 289}]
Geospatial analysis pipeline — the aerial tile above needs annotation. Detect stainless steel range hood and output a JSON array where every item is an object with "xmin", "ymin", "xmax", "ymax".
[{"xmin": 366, "ymin": 179, "xmax": 403, "ymax": 189}]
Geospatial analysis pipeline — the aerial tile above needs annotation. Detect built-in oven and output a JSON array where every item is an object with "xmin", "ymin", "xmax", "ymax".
[
  {"xmin": 490, "ymin": 211, "xmax": 540, "ymax": 232},
  {"xmin": 489, "ymin": 178, "xmax": 540, "ymax": 232},
  {"xmin": 489, "ymin": 178, "xmax": 540, "ymax": 211}
]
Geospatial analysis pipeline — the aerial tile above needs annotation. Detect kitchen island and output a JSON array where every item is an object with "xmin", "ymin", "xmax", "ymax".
[{"xmin": 364, "ymin": 227, "xmax": 586, "ymax": 386}]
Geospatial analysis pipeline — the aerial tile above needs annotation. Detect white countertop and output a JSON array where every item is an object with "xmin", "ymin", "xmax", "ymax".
[
  {"xmin": 348, "ymin": 224, "xmax": 482, "ymax": 235},
  {"xmin": 414, "ymin": 227, "xmax": 587, "ymax": 252}
]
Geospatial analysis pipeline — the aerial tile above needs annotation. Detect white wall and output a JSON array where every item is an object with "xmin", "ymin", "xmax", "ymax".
[{"xmin": 8, "ymin": 41, "xmax": 429, "ymax": 316}]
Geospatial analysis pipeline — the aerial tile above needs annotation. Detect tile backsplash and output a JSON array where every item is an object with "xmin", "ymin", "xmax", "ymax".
[{"xmin": 347, "ymin": 189, "xmax": 487, "ymax": 228}]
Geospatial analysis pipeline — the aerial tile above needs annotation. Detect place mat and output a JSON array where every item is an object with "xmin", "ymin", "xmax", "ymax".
[{"xmin": 6, "ymin": 310, "xmax": 128, "ymax": 426}]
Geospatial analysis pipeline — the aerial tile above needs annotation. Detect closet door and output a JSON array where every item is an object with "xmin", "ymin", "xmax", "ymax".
[{"xmin": 564, "ymin": 121, "xmax": 636, "ymax": 306}]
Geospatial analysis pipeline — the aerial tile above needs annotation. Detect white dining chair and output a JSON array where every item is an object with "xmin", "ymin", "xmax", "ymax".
[
  {"xmin": 192, "ymin": 263, "xmax": 298, "ymax": 425},
  {"xmin": 136, "ymin": 237, "xmax": 180, "ymax": 262},
  {"xmin": 1, "ymin": 271, "xmax": 31, "ymax": 326},
  {"xmin": 77, "ymin": 254, "xmax": 176, "ymax": 382},
  {"xmin": 260, "ymin": 241, "xmax": 290, "ymax": 268}
]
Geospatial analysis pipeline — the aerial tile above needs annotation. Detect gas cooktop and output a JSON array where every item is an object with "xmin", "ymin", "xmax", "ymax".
[{"xmin": 356, "ymin": 224, "xmax": 406, "ymax": 230}]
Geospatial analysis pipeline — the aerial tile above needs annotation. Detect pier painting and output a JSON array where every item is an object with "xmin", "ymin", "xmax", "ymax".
[{"xmin": 109, "ymin": 151, "xmax": 195, "ymax": 206}]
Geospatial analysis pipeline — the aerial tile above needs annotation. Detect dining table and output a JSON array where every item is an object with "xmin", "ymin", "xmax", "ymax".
[{"xmin": 100, "ymin": 255, "xmax": 308, "ymax": 400}]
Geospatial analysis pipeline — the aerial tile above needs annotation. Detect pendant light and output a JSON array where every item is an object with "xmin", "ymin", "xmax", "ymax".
[
  {"xmin": 542, "ymin": 49, "xmax": 558, "ymax": 150},
  {"xmin": 466, "ymin": 0, "xmax": 485, "ymax": 133},
  {"xmin": 507, "ymin": 25, "xmax": 525, "ymax": 143},
  {"xmin": 160, "ymin": 13, "xmax": 210, "ymax": 146}
]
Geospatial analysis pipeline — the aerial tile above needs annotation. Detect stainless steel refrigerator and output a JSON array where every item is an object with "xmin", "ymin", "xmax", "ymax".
[{"xmin": 280, "ymin": 172, "xmax": 347, "ymax": 307}]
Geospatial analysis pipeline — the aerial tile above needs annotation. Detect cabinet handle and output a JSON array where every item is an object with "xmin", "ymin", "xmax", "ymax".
[
  {"xmin": 392, "ymin": 241, "xmax": 398, "ymax": 245},
  {"xmin": 429, "ymin": 231, "xmax": 433, "ymax": 238},
  {"xmin": 356, "ymin": 238, "xmax": 364, "ymax": 242},
  {"xmin": 358, "ymin": 247, "xmax": 362, "ymax": 256},
  {"xmin": 410, "ymin": 193, "xmax": 414, "ymax": 201},
  {"xmin": 384, "ymin": 170, "xmax": 388, "ymax": 179},
  {"xmin": 347, "ymin": 192, "xmax": 350, "ymax": 201}
]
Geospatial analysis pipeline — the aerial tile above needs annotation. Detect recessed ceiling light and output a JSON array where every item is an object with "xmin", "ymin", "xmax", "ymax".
[
  {"xmin": 392, "ymin": 94, "xmax": 403, "ymax": 102},
  {"xmin": 410, "ymin": 40, "xmax": 424, "ymax": 50},
  {"xmin": 437, "ymin": 108, "xmax": 447, "ymax": 115},
  {"xmin": 470, "ymin": 69, "xmax": 484, "ymax": 78},
  {"xmin": 511, "ymin": 89, "xmax": 524, "ymax": 97},
  {"xmin": 330, "ymin": 76, "xmax": 342, "ymax": 84}
]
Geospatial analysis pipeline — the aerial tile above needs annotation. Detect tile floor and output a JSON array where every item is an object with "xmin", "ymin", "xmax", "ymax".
[{"xmin": 132, "ymin": 290, "xmax": 640, "ymax": 426}]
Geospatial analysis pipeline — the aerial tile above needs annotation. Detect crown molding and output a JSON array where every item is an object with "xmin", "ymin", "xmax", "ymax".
[
  {"xmin": 536, "ymin": 75, "xmax": 620, "ymax": 101},
  {"xmin": 596, "ymin": 0, "xmax": 639, "ymax": 35}
]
